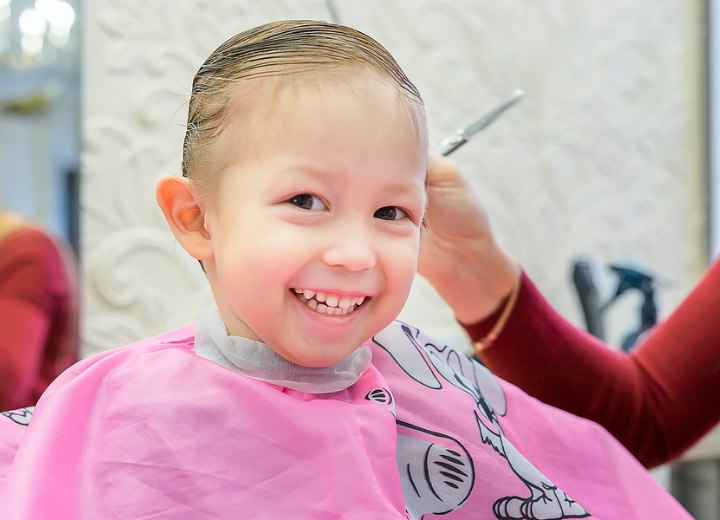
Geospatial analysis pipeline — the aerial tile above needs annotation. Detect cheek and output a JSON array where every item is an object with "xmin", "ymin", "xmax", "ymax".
[
  {"xmin": 220, "ymin": 232, "xmax": 308, "ymax": 303},
  {"xmin": 219, "ymin": 220, "xmax": 296, "ymax": 267},
  {"xmin": 383, "ymin": 237, "xmax": 420, "ymax": 290}
]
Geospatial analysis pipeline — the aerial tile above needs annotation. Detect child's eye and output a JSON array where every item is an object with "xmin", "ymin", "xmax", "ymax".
[
  {"xmin": 374, "ymin": 206, "xmax": 407, "ymax": 221},
  {"xmin": 288, "ymin": 194, "xmax": 327, "ymax": 211}
]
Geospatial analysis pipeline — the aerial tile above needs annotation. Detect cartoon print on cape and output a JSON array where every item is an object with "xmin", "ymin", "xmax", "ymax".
[
  {"xmin": 365, "ymin": 388, "xmax": 475, "ymax": 518},
  {"xmin": 1, "ymin": 407, "xmax": 34, "ymax": 427},
  {"xmin": 373, "ymin": 323, "xmax": 590, "ymax": 520}
]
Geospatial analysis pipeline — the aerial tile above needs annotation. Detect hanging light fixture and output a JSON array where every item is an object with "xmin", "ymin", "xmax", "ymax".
[{"xmin": 0, "ymin": 0, "xmax": 77, "ymax": 114}]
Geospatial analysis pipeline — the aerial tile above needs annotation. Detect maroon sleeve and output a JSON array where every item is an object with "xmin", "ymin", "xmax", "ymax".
[
  {"xmin": 0, "ymin": 229, "xmax": 76, "ymax": 409},
  {"xmin": 462, "ymin": 263, "xmax": 720, "ymax": 468}
]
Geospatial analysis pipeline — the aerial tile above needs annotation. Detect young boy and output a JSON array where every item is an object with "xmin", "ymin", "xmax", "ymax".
[{"xmin": 0, "ymin": 20, "xmax": 690, "ymax": 519}]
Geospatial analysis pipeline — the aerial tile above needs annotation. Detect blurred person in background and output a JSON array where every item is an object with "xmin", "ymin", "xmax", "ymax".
[{"xmin": 0, "ymin": 209, "xmax": 77, "ymax": 410}]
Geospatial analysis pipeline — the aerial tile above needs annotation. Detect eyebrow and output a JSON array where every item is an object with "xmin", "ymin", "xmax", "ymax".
[
  {"xmin": 273, "ymin": 164, "xmax": 337, "ymax": 180},
  {"xmin": 269, "ymin": 162, "xmax": 426, "ymax": 200},
  {"xmin": 274, "ymin": 162, "xmax": 422, "ymax": 183}
]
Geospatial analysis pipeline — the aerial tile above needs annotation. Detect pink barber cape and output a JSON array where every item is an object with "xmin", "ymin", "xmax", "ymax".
[{"xmin": 0, "ymin": 320, "xmax": 690, "ymax": 519}]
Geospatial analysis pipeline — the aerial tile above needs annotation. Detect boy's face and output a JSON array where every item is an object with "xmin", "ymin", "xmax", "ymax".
[{"xmin": 203, "ymin": 73, "xmax": 427, "ymax": 368}]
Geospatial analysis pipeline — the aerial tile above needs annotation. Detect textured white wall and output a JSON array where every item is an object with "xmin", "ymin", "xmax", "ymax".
[{"xmin": 81, "ymin": 0, "xmax": 707, "ymax": 356}]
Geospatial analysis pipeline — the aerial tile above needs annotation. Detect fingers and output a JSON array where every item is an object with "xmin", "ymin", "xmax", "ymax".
[{"xmin": 427, "ymin": 150, "xmax": 471, "ymax": 193}]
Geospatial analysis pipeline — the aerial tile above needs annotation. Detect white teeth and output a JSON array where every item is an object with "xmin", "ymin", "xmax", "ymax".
[{"xmin": 292, "ymin": 288, "xmax": 368, "ymax": 316}]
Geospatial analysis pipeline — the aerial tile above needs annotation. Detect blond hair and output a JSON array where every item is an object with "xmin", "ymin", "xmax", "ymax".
[{"xmin": 182, "ymin": 19, "xmax": 424, "ymax": 183}]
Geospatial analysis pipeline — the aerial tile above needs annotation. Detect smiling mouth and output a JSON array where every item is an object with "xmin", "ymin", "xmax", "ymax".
[{"xmin": 291, "ymin": 288, "xmax": 367, "ymax": 316}]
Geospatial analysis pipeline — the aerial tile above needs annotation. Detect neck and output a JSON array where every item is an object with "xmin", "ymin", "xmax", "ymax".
[{"xmin": 194, "ymin": 309, "xmax": 372, "ymax": 394}]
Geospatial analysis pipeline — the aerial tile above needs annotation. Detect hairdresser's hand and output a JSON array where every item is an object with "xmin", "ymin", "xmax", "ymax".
[{"xmin": 418, "ymin": 152, "xmax": 520, "ymax": 324}]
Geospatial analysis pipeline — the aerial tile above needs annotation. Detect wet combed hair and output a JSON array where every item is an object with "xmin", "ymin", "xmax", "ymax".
[{"xmin": 182, "ymin": 19, "xmax": 424, "ymax": 184}]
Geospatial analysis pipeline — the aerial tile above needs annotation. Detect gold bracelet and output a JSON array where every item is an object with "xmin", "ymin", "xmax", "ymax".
[{"xmin": 474, "ymin": 273, "xmax": 522, "ymax": 352}]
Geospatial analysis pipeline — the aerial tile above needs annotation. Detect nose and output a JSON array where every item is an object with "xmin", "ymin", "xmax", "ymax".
[{"xmin": 321, "ymin": 225, "xmax": 377, "ymax": 272}]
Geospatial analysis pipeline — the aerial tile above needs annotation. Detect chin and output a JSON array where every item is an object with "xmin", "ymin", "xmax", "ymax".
[
  {"xmin": 292, "ymin": 353, "xmax": 346, "ymax": 369},
  {"xmin": 283, "ymin": 344, "xmax": 357, "ymax": 369}
]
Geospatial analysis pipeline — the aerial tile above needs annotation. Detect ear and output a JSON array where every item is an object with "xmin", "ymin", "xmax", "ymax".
[{"xmin": 156, "ymin": 176, "xmax": 214, "ymax": 261}]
